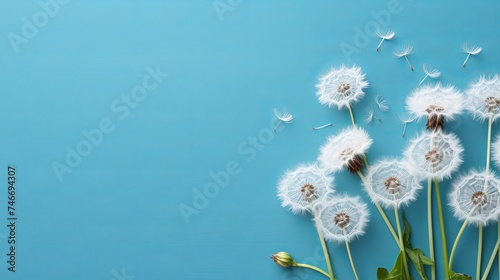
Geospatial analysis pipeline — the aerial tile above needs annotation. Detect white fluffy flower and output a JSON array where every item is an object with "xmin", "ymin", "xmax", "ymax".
[
  {"xmin": 315, "ymin": 195, "xmax": 370, "ymax": 243},
  {"xmin": 363, "ymin": 159, "xmax": 423, "ymax": 209},
  {"xmin": 277, "ymin": 163, "xmax": 335, "ymax": 215},
  {"xmin": 492, "ymin": 135, "xmax": 500, "ymax": 169},
  {"xmin": 404, "ymin": 131, "xmax": 463, "ymax": 181},
  {"xmin": 405, "ymin": 83, "xmax": 464, "ymax": 130},
  {"xmin": 465, "ymin": 75, "xmax": 500, "ymax": 122},
  {"xmin": 449, "ymin": 170, "xmax": 500, "ymax": 226},
  {"xmin": 318, "ymin": 126, "xmax": 373, "ymax": 174},
  {"xmin": 316, "ymin": 65, "xmax": 369, "ymax": 110}
]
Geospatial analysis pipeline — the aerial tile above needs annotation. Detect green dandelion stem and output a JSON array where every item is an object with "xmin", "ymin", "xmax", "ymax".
[
  {"xmin": 347, "ymin": 104, "xmax": 356, "ymax": 127},
  {"xmin": 357, "ymin": 171, "xmax": 399, "ymax": 246},
  {"xmin": 427, "ymin": 177, "xmax": 436, "ymax": 280},
  {"xmin": 434, "ymin": 178, "xmax": 450, "ymax": 280},
  {"xmin": 316, "ymin": 227, "xmax": 336, "ymax": 280},
  {"xmin": 477, "ymin": 223, "xmax": 483, "ymax": 280},
  {"xmin": 344, "ymin": 238, "xmax": 359, "ymax": 280},
  {"xmin": 482, "ymin": 235, "xmax": 500, "ymax": 280},
  {"xmin": 449, "ymin": 219, "xmax": 468, "ymax": 270},
  {"xmin": 295, "ymin": 263, "xmax": 330, "ymax": 278},
  {"xmin": 395, "ymin": 206, "xmax": 411, "ymax": 279}
]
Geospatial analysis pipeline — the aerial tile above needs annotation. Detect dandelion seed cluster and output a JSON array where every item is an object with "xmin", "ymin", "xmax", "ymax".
[
  {"xmin": 277, "ymin": 163, "xmax": 335, "ymax": 215},
  {"xmin": 318, "ymin": 126, "xmax": 373, "ymax": 174},
  {"xmin": 449, "ymin": 171, "xmax": 500, "ymax": 226},
  {"xmin": 404, "ymin": 131, "xmax": 463, "ymax": 181},
  {"xmin": 363, "ymin": 159, "xmax": 422, "ymax": 209},
  {"xmin": 466, "ymin": 75, "xmax": 500, "ymax": 122},
  {"xmin": 314, "ymin": 196, "xmax": 370, "ymax": 243},
  {"xmin": 316, "ymin": 65, "xmax": 368, "ymax": 110},
  {"xmin": 406, "ymin": 83, "xmax": 464, "ymax": 131}
]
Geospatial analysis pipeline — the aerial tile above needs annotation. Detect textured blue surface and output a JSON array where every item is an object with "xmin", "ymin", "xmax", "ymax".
[{"xmin": 1, "ymin": 0, "xmax": 500, "ymax": 279}]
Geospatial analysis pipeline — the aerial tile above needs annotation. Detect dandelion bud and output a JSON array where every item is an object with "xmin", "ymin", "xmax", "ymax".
[{"xmin": 270, "ymin": 252, "xmax": 297, "ymax": 268}]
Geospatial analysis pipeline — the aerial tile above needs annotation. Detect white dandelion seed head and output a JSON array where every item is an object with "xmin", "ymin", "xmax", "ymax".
[
  {"xmin": 277, "ymin": 163, "xmax": 335, "ymax": 215},
  {"xmin": 465, "ymin": 75, "xmax": 500, "ymax": 122},
  {"xmin": 316, "ymin": 65, "xmax": 369, "ymax": 110},
  {"xmin": 315, "ymin": 195, "xmax": 370, "ymax": 243},
  {"xmin": 491, "ymin": 135, "xmax": 500, "ymax": 169},
  {"xmin": 406, "ymin": 83, "xmax": 464, "ymax": 121},
  {"xmin": 449, "ymin": 170, "xmax": 500, "ymax": 226},
  {"xmin": 318, "ymin": 126, "xmax": 373, "ymax": 174},
  {"xmin": 404, "ymin": 130, "xmax": 463, "ymax": 181},
  {"xmin": 363, "ymin": 159, "xmax": 423, "ymax": 209},
  {"xmin": 375, "ymin": 29, "xmax": 395, "ymax": 40},
  {"xmin": 394, "ymin": 45, "xmax": 413, "ymax": 58}
]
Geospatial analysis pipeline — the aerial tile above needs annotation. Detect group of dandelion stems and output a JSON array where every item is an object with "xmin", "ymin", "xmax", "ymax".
[
  {"xmin": 302, "ymin": 106, "xmax": 500, "ymax": 280},
  {"xmin": 348, "ymin": 104, "xmax": 411, "ymax": 279},
  {"xmin": 299, "ymin": 104, "xmax": 408, "ymax": 280},
  {"xmin": 445, "ymin": 114, "xmax": 500, "ymax": 280},
  {"xmin": 348, "ymin": 104, "xmax": 498, "ymax": 280}
]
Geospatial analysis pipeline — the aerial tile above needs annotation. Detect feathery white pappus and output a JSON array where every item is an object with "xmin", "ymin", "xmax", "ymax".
[
  {"xmin": 405, "ymin": 83, "xmax": 464, "ymax": 131},
  {"xmin": 465, "ymin": 75, "xmax": 500, "ymax": 123},
  {"xmin": 491, "ymin": 135, "xmax": 500, "ymax": 169},
  {"xmin": 276, "ymin": 163, "xmax": 335, "ymax": 215},
  {"xmin": 363, "ymin": 159, "xmax": 423, "ymax": 209},
  {"xmin": 314, "ymin": 195, "xmax": 370, "ymax": 243},
  {"xmin": 406, "ymin": 83, "xmax": 464, "ymax": 121},
  {"xmin": 318, "ymin": 126, "xmax": 373, "ymax": 174},
  {"xmin": 449, "ymin": 170, "xmax": 500, "ymax": 226},
  {"xmin": 316, "ymin": 65, "xmax": 369, "ymax": 110},
  {"xmin": 404, "ymin": 130, "xmax": 463, "ymax": 181}
]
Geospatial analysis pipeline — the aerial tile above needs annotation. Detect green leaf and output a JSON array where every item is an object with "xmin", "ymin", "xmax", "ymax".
[
  {"xmin": 401, "ymin": 210, "xmax": 432, "ymax": 280},
  {"xmin": 449, "ymin": 270, "xmax": 472, "ymax": 280},
  {"xmin": 402, "ymin": 210, "xmax": 411, "ymax": 248},
  {"xmin": 377, "ymin": 252, "xmax": 405, "ymax": 280},
  {"xmin": 405, "ymin": 248, "xmax": 429, "ymax": 280}
]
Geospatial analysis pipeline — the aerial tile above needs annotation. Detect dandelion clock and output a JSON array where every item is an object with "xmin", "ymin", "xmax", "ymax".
[
  {"xmin": 363, "ymin": 159, "xmax": 423, "ymax": 209},
  {"xmin": 277, "ymin": 163, "xmax": 335, "ymax": 215},
  {"xmin": 318, "ymin": 126, "xmax": 373, "ymax": 174},
  {"xmin": 316, "ymin": 65, "xmax": 368, "ymax": 110},
  {"xmin": 406, "ymin": 83, "xmax": 464, "ymax": 131},
  {"xmin": 404, "ymin": 130, "xmax": 463, "ymax": 181}
]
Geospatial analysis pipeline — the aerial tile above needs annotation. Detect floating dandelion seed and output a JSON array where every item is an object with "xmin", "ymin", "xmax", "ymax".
[
  {"xmin": 312, "ymin": 123, "xmax": 333, "ymax": 131},
  {"xmin": 277, "ymin": 163, "xmax": 335, "ymax": 215},
  {"xmin": 364, "ymin": 107, "xmax": 382, "ymax": 124},
  {"xmin": 419, "ymin": 64, "xmax": 441, "ymax": 86},
  {"xmin": 398, "ymin": 114, "xmax": 416, "ymax": 137},
  {"xmin": 394, "ymin": 45, "xmax": 414, "ymax": 71},
  {"xmin": 375, "ymin": 94, "xmax": 389, "ymax": 111},
  {"xmin": 316, "ymin": 65, "xmax": 369, "ymax": 110},
  {"xmin": 375, "ymin": 29, "xmax": 395, "ymax": 52},
  {"xmin": 461, "ymin": 43, "xmax": 482, "ymax": 67},
  {"xmin": 273, "ymin": 108, "xmax": 293, "ymax": 132},
  {"xmin": 465, "ymin": 75, "xmax": 500, "ymax": 123},
  {"xmin": 318, "ymin": 126, "xmax": 373, "ymax": 174},
  {"xmin": 449, "ymin": 170, "xmax": 500, "ymax": 226}
]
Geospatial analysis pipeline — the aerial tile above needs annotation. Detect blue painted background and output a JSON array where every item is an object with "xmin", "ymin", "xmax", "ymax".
[{"xmin": 1, "ymin": 0, "xmax": 500, "ymax": 279}]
